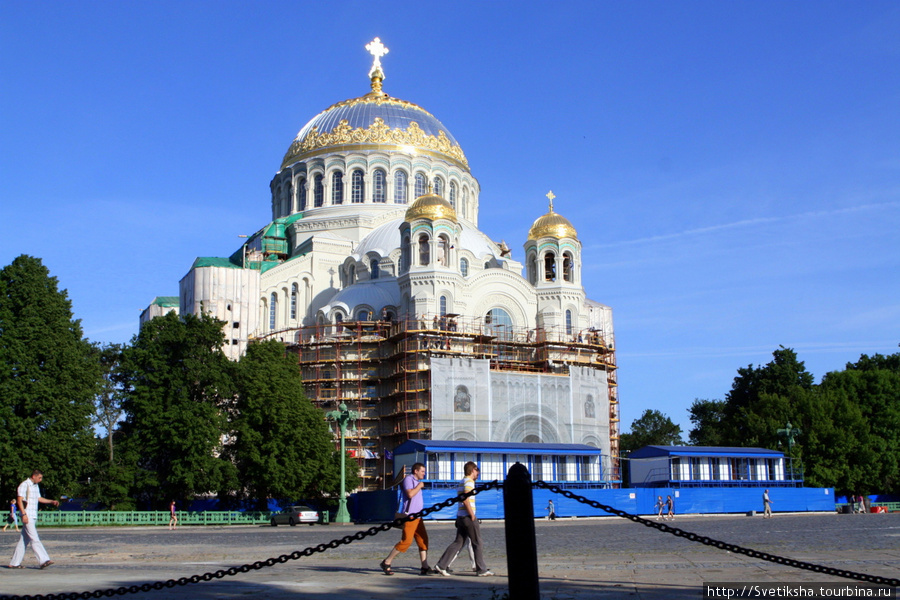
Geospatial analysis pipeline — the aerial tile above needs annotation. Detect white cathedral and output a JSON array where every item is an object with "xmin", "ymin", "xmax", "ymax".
[{"xmin": 142, "ymin": 39, "xmax": 620, "ymax": 488}]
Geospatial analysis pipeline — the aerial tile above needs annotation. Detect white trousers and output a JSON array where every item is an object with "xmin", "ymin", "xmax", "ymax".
[{"xmin": 10, "ymin": 519, "xmax": 50, "ymax": 566}]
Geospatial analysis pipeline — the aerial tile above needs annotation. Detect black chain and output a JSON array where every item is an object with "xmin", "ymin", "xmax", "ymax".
[
  {"xmin": 535, "ymin": 480, "xmax": 900, "ymax": 588},
  {"xmin": 0, "ymin": 481, "xmax": 502, "ymax": 600}
]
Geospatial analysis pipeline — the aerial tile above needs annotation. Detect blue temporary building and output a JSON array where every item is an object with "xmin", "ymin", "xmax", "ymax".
[{"xmin": 627, "ymin": 446, "xmax": 803, "ymax": 488}]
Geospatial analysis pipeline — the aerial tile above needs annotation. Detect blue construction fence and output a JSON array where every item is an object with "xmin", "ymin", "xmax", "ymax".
[{"xmin": 350, "ymin": 485, "xmax": 836, "ymax": 522}]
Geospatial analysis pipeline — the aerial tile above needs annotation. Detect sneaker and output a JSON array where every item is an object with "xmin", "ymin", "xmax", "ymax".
[
  {"xmin": 433, "ymin": 565, "xmax": 451, "ymax": 577},
  {"xmin": 476, "ymin": 569, "xmax": 495, "ymax": 577},
  {"xmin": 40, "ymin": 561, "xmax": 54, "ymax": 569}
]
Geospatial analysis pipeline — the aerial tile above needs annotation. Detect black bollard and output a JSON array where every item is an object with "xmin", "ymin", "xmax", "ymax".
[{"xmin": 503, "ymin": 462, "xmax": 540, "ymax": 599}]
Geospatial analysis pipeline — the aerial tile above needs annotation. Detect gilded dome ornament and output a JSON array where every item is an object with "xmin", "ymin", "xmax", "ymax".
[
  {"xmin": 365, "ymin": 37, "xmax": 389, "ymax": 97},
  {"xmin": 528, "ymin": 190, "xmax": 578, "ymax": 240},
  {"xmin": 405, "ymin": 192, "xmax": 458, "ymax": 223}
]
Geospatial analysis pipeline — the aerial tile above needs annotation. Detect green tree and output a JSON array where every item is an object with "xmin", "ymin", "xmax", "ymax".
[
  {"xmin": 619, "ymin": 409, "xmax": 683, "ymax": 455},
  {"xmin": 0, "ymin": 255, "xmax": 99, "ymax": 499},
  {"xmin": 117, "ymin": 312, "xmax": 237, "ymax": 508},
  {"xmin": 687, "ymin": 398, "xmax": 727, "ymax": 446},
  {"xmin": 228, "ymin": 340, "xmax": 358, "ymax": 509}
]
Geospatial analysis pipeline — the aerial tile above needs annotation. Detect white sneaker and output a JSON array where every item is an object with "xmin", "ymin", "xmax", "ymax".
[
  {"xmin": 477, "ymin": 570, "xmax": 495, "ymax": 577},
  {"xmin": 433, "ymin": 565, "xmax": 451, "ymax": 577}
]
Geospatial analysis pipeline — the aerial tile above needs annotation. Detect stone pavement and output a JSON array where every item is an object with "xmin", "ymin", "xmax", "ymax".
[{"xmin": 1, "ymin": 513, "xmax": 898, "ymax": 599}]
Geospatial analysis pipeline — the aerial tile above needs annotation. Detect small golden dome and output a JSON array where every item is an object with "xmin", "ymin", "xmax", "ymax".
[
  {"xmin": 528, "ymin": 210, "xmax": 577, "ymax": 240},
  {"xmin": 405, "ymin": 193, "xmax": 458, "ymax": 223}
]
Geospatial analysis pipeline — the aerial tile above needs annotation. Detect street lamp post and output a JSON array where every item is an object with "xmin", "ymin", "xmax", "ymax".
[{"xmin": 326, "ymin": 402, "xmax": 357, "ymax": 523}]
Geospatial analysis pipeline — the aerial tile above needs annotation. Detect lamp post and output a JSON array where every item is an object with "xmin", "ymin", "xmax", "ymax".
[{"xmin": 327, "ymin": 402, "xmax": 357, "ymax": 523}]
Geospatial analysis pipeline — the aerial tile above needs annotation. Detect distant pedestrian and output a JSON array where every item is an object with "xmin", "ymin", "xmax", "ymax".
[
  {"xmin": 665, "ymin": 495, "xmax": 675, "ymax": 521},
  {"xmin": 655, "ymin": 496, "xmax": 665, "ymax": 520},
  {"xmin": 848, "ymin": 495, "xmax": 856, "ymax": 513},
  {"xmin": 433, "ymin": 462, "xmax": 494, "ymax": 577},
  {"xmin": 380, "ymin": 463, "xmax": 430, "ymax": 576},
  {"xmin": 857, "ymin": 494, "xmax": 867, "ymax": 513},
  {"xmin": 2, "ymin": 499, "xmax": 18, "ymax": 532},
  {"xmin": 763, "ymin": 489, "xmax": 773, "ymax": 518},
  {"xmin": 8, "ymin": 470, "xmax": 59, "ymax": 569},
  {"xmin": 169, "ymin": 500, "xmax": 178, "ymax": 530},
  {"xmin": 547, "ymin": 499, "xmax": 556, "ymax": 521}
]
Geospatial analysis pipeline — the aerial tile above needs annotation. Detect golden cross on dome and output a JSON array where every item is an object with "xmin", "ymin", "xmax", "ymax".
[
  {"xmin": 546, "ymin": 190, "xmax": 556, "ymax": 212},
  {"xmin": 366, "ymin": 37, "xmax": 389, "ymax": 74}
]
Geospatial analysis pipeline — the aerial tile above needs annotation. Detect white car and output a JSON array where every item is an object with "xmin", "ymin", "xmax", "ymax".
[{"xmin": 270, "ymin": 505, "xmax": 319, "ymax": 526}]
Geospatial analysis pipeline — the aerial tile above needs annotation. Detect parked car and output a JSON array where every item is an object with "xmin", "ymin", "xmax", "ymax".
[{"xmin": 270, "ymin": 505, "xmax": 319, "ymax": 526}]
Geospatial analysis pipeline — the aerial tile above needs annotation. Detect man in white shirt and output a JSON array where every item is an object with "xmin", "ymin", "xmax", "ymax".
[
  {"xmin": 9, "ymin": 470, "xmax": 59, "ymax": 569},
  {"xmin": 433, "ymin": 462, "xmax": 493, "ymax": 577}
]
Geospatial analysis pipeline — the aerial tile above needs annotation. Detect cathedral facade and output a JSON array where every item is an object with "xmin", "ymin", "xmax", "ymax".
[{"xmin": 143, "ymin": 40, "xmax": 620, "ymax": 489}]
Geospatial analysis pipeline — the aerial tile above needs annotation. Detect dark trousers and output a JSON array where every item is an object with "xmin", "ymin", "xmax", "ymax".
[{"xmin": 436, "ymin": 515, "xmax": 488, "ymax": 573}]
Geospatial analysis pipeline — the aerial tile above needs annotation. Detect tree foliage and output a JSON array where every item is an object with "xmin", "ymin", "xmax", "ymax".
[
  {"xmin": 0, "ymin": 255, "xmax": 99, "ymax": 499},
  {"xmin": 619, "ymin": 409, "xmax": 683, "ymax": 455},
  {"xmin": 228, "ymin": 340, "xmax": 358, "ymax": 509},
  {"xmin": 687, "ymin": 347, "xmax": 900, "ymax": 495},
  {"xmin": 117, "ymin": 312, "xmax": 237, "ymax": 508}
]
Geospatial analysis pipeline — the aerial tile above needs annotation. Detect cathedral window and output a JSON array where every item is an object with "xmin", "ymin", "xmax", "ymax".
[
  {"xmin": 440, "ymin": 295, "xmax": 448, "ymax": 316},
  {"xmin": 284, "ymin": 182, "xmax": 292, "ymax": 215},
  {"xmin": 334, "ymin": 312, "xmax": 344, "ymax": 333},
  {"xmin": 437, "ymin": 234, "xmax": 450, "ymax": 266},
  {"xmin": 461, "ymin": 187, "xmax": 468, "ymax": 219},
  {"xmin": 401, "ymin": 235, "xmax": 410, "ymax": 271},
  {"xmin": 449, "ymin": 181, "xmax": 457, "ymax": 209},
  {"xmin": 314, "ymin": 174, "xmax": 324, "ymax": 207},
  {"xmin": 418, "ymin": 234, "xmax": 430, "ymax": 266},
  {"xmin": 298, "ymin": 178, "xmax": 307, "ymax": 211},
  {"xmin": 414, "ymin": 172, "xmax": 427, "ymax": 197},
  {"xmin": 394, "ymin": 170, "xmax": 408, "ymax": 204},
  {"xmin": 434, "ymin": 176, "xmax": 444, "ymax": 197},
  {"xmin": 544, "ymin": 252, "xmax": 556, "ymax": 281},
  {"xmin": 351, "ymin": 169, "xmax": 365, "ymax": 203},
  {"xmin": 269, "ymin": 292, "xmax": 277, "ymax": 331},
  {"xmin": 527, "ymin": 252, "xmax": 537, "ymax": 284},
  {"xmin": 485, "ymin": 307, "xmax": 513, "ymax": 340},
  {"xmin": 565, "ymin": 309, "xmax": 573, "ymax": 336},
  {"xmin": 291, "ymin": 283, "xmax": 298, "ymax": 320},
  {"xmin": 373, "ymin": 169, "xmax": 386, "ymax": 203},
  {"xmin": 563, "ymin": 252, "xmax": 573, "ymax": 282},
  {"xmin": 370, "ymin": 258, "xmax": 379, "ymax": 279},
  {"xmin": 460, "ymin": 258, "xmax": 469, "ymax": 277},
  {"xmin": 332, "ymin": 171, "xmax": 344, "ymax": 204},
  {"xmin": 348, "ymin": 264, "xmax": 356, "ymax": 285}
]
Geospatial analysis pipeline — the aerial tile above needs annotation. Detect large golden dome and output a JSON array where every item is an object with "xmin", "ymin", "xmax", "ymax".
[{"xmin": 405, "ymin": 193, "xmax": 458, "ymax": 223}]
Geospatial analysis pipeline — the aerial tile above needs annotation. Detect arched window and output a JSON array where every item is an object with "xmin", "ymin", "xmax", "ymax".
[
  {"xmin": 370, "ymin": 258, "xmax": 379, "ymax": 279},
  {"xmin": 440, "ymin": 295, "xmax": 448, "ymax": 316},
  {"xmin": 434, "ymin": 176, "xmax": 444, "ymax": 197},
  {"xmin": 332, "ymin": 171, "xmax": 344, "ymax": 204},
  {"xmin": 314, "ymin": 174, "xmax": 324, "ymax": 207},
  {"xmin": 357, "ymin": 308, "xmax": 373, "ymax": 321},
  {"xmin": 348, "ymin": 264, "xmax": 356, "ymax": 285},
  {"xmin": 394, "ymin": 171, "xmax": 408, "ymax": 204},
  {"xmin": 269, "ymin": 292, "xmax": 277, "ymax": 330},
  {"xmin": 449, "ymin": 182, "xmax": 457, "ymax": 209},
  {"xmin": 298, "ymin": 178, "xmax": 307, "ymax": 210},
  {"xmin": 373, "ymin": 169, "xmax": 386, "ymax": 203},
  {"xmin": 414, "ymin": 173, "xmax": 427, "ymax": 197},
  {"xmin": 460, "ymin": 258, "xmax": 469, "ymax": 277},
  {"xmin": 418, "ymin": 234, "xmax": 430, "ymax": 266},
  {"xmin": 565, "ymin": 309, "xmax": 573, "ymax": 336},
  {"xmin": 527, "ymin": 253, "xmax": 537, "ymax": 284},
  {"xmin": 401, "ymin": 235, "xmax": 410, "ymax": 271},
  {"xmin": 284, "ymin": 182, "xmax": 292, "ymax": 215},
  {"xmin": 291, "ymin": 283, "xmax": 298, "ymax": 320},
  {"xmin": 485, "ymin": 307, "xmax": 514, "ymax": 341},
  {"xmin": 544, "ymin": 252, "xmax": 556, "ymax": 281},
  {"xmin": 334, "ymin": 312, "xmax": 344, "ymax": 333},
  {"xmin": 351, "ymin": 169, "xmax": 364, "ymax": 203},
  {"xmin": 461, "ymin": 187, "xmax": 468, "ymax": 219},
  {"xmin": 563, "ymin": 253, "xmax": 573, "ymax": 282}
]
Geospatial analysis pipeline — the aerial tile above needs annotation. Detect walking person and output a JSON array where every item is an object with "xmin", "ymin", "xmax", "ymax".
[
  {"xmin": 2, "ymin": 499, "xmax": 19, "ymax": 532},
  {"xmin": 433, "ymin": 462, "xmax": 494, "ymax": 577},
  {"xmin": 665, "ymin": 495, "xmax": 675, "ymax": 521},
  {"xmin": 655, "ymin": 496, "xmax": 665, "ymax": 520},
  {"xmin": 8, "ymin": 470, "xmax": 59, "ymax": 569},
  {"xmin": 547, "ymin": 499, "xmax": 557, "ymax": 521},
  {"xmin": 168, "ymin": 500, "xmax": 178, "ymax": 530},
  {"xmin": 379, "ymin": 463, "xmax": 430, "ymax": 576},
  {"xmin": 445, "ymin": 537, "xmax": 477, "ymax": 573},
  {"xmin": 763, "ymin": 489, "xmax": 773, "ymax": 518}
]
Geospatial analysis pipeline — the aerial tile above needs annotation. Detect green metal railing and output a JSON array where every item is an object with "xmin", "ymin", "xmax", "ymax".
[{"xmin": 34, "ymin": 511, "xmax": 276, "ymax": 527}]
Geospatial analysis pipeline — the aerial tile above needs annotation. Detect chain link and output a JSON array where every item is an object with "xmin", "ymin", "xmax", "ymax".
[
  {"xmin": 534, "ymin": 480, "xmax": 900, "ymax": 588},
  {"xmin": 0, "ymin": 481, "xmax": 502, "ymax": 600},
  {"xmin": 4, "ymin": 478, "xmax": 894, "ymax": 599}
]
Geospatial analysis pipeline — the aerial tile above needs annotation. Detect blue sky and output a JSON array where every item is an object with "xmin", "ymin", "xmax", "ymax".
[{"xmin": 2, "ymin": 1, "xmax": 898, "ymax": 435}]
